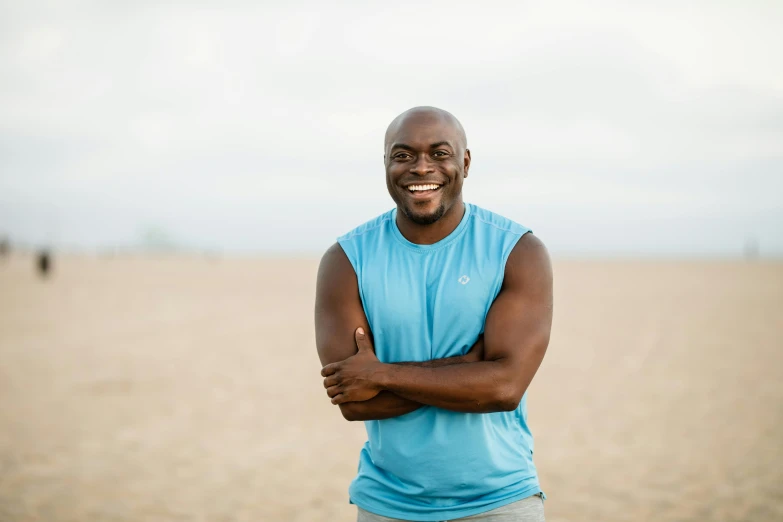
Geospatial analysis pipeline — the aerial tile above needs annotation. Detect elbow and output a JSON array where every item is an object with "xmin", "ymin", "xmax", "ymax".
[
  {"xmin": 491, "ymin": 384, "xmax": 524, "ymax": 412},
  {"xmin": 481, "ymin": 361, "xmax": 526, "ymax": 412},
  {"xmin": 338, "ymin": 403, "xmax": 364, "ymax": 422}
]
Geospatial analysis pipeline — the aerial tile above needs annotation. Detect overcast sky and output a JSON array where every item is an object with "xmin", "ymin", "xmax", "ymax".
[{"xmin": 1, "ymin": 0, "xmax": 781, "ymax": 256}]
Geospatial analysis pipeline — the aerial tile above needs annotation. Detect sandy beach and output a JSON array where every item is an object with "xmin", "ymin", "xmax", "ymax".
[{"xmin": 1, "ymin": 254, "xmax": 781, "ymax": 522}]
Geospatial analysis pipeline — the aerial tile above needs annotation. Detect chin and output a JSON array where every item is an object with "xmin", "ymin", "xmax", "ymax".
[{"xmin": 403, "ymin": 203, "xmax": 446, "ymax": 225}]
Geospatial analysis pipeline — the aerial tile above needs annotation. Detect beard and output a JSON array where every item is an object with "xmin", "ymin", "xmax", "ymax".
[{"xmin": 401, "ymin": 201, "xmax": 447, "ymax": 225}]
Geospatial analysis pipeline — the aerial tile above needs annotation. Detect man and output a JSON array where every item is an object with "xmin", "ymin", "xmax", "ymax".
[{"xmin": 315, "ymin": 107, "xmax": 553, "ymax": 521}]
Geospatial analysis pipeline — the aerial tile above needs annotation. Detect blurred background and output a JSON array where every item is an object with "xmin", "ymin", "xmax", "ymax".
[{"xmin": 1, "ymin": 1, "xmax": 781, "ymax": 521}]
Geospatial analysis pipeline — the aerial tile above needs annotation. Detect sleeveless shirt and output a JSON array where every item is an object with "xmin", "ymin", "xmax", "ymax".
[{"xmin": 337, "ymin": 203, "xmax": 542, "ymax": 521}]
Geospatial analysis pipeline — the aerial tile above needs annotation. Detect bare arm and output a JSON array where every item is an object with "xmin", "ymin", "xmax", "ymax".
[
  {"xmin": 315, "ymin": 243, "xmax": 483, "ymax": 421},
  {"xmin": 322, "ymin": 233, "xmax": 553, "ymax": 414}
]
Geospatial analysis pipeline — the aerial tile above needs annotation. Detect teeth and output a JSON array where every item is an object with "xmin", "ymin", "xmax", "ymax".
[{"xmin": 408, "ymin": 184, "xmax": 440, "ymax": 192}]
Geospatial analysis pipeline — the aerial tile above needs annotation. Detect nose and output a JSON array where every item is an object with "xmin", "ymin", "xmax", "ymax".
[{"xmin": 410, "ymin": 154, "xmax": 434, "ymax": 176}]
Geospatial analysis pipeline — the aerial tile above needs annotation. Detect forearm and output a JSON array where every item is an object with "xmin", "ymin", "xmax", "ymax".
[
  {"xmin": 338, "ymin": 391, "xmax": 421, "ymax": 421},
  {"xmin": 339, "ymin": 354, "xmax": 474, "ymax": 420},
  {"xmin": 394, "ymin": 352, "xmax": 474, "ymax": 368},
  {"xmin": 376, "ymin": 360, "xmax": 519, "ymax": 413}
]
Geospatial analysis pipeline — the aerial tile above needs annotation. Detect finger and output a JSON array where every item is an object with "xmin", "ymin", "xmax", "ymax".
[
  {"xmin": 326, "ymin": 385, "xmax": 341, "ymax": 398},
  {"xmin": 321, "ymin": 364, "xmax": 338, "ymax": 377},
  {"xmin": 323, "ymin": 375, "xmax": 339, "ymax": 388},
  {"xmin": 331, "ymin": 393, "xmax": 347, "ymax": 405},
  {"xmin": 355, "ymin": 327, "xmax": 372, "ymax": 352}
]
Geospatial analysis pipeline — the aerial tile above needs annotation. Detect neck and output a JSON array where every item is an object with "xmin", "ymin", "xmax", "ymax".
[{"xmin": 395, "ymin": 198, "xmax": 466, "ymax": 245}]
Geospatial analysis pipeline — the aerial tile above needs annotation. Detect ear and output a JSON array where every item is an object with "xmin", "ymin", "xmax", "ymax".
[{"xmin": 463, "ymin": 149, "xmax": 471, "ymax": 178}]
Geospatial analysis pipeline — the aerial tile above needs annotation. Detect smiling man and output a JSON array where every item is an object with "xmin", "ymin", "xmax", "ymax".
[{"xmin": 315, "ymin": 107, "xmax": 553, "ymax": 522}]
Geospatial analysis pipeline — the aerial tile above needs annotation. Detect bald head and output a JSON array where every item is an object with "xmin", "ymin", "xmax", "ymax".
[
  {"xmin": 384, "ymin": 106, "xmax": 467, "ymax": 153},
  {"xmin": 383, "ymin": 106, "xmax": 471, "ymax": 228}
]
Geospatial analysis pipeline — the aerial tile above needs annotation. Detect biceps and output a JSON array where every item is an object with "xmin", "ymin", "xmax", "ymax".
[
  {"xmin": 315, "ymin": 304, "xmax": 368, "ymax": 366},
  {"xmin": 483, "ymin": 289, "xmax": 552, "ymax": 363},
  {"xmin": 314, "ymin": 251, "xmax": 370, "ymax": 366}
]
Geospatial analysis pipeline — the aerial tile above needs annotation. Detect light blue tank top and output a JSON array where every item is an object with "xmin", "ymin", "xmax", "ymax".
[{"xmin": 337, "ymin": 203, "xmax": 541, "ymax": 521}]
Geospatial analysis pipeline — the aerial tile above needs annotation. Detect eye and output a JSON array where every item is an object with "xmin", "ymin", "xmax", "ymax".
[
  {"xmin": 393, "ymin": 152, "xmax": 412, "ymax": 160},
  {"xmin": 432, "ymin": 150, "xmax": 450, "ymax": 158}
]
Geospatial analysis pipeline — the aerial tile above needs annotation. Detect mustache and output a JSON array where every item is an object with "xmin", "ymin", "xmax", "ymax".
[{"xmin": 400, "ymin": 180, "xmax": 446, "ymax": 186}]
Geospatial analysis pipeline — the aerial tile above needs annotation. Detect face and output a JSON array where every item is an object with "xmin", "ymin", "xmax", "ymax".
[{"xmin": 384, "ymin": 114, "xmax": 470, "ymax": 225}]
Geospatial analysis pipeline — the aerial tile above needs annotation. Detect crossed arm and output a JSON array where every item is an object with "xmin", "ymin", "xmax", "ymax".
[{"xmin": 314, "ymin": 233, "xmax": 553, "ymax": 421}]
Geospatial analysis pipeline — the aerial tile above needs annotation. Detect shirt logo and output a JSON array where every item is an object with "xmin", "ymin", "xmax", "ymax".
[{"xmin": 458, "ymin": 275, "xmax": 470, "ymax": 285}]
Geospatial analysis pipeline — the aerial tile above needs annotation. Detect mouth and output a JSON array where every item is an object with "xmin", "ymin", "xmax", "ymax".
[{"xmin": 404, "ymin": 183, "xmax": 443, "ymax": 199}]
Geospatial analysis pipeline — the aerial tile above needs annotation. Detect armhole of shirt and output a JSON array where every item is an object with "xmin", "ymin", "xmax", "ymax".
[
  {"xmin": 337, "ymin": 238, "xmax": 371, "ymax": 327},
  {"xmin": 493, "ymin": 229, "xmax": 532, "ymax": 297},
  {"xmin": 336, "ymin": 238, "xmax": 359, "ymax": 276}
]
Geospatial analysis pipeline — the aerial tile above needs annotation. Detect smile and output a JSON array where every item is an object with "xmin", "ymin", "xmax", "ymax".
[{"xmin": 406, "ymin": 183, "xmax": 442, "ymax": 195}]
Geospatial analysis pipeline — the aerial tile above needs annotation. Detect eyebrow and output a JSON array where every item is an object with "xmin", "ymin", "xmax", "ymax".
[
  {"xmin": 429, "ymin": 141, "xmax": 454, "ymax": 150},
  {"xmin": 390, "ymin": 141, "xmax": 454, "ymax": 151},
  {"xmin": 390, "ymin": 143, "xmax": 415, "ymax": 151}
]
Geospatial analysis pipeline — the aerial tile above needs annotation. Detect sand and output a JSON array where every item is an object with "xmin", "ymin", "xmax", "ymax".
[{"xmin": 1, "ymin": 254, "xmax": 781, "ymax": 521}]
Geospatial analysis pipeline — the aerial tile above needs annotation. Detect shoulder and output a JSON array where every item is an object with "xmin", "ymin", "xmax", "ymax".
[
  {"xmin": 334, "ymin": 208, "xmax": 395, "ymax": 274},
  {"xmin": 468, "ymin": 204, "xmax": 531, "ymax": 238},
  {"xmin": 320, "ymin": 208, "xmax": 395, "ymax": 283},
  {"xmin": 504, "ymin": 233, "xmax": 552, "ymax": 293},
  {"xmin": 337, "ymin": 209, "xmax": 395, "ymax": 244},
  {"xmin": 509, "ymin": 233, "xmax": 549, "ymax": 265},
  {"xmin": 465, "ymin": 204, "xmax": 550, "ymax": 290},
  {"xmin": 319, "ymin": 242, "xmax": 350, "ymax": 270},
  {"xmin": 317, "ymin": 242, "xmax": 358, "ymax": 294}
]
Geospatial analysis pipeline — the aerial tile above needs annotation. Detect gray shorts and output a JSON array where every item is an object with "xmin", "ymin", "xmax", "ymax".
[{"xmin": 357, "ymin": 494, "xmax": 545, "ymax": 522}]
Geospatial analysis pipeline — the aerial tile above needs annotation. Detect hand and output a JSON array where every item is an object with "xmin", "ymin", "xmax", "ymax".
[
  {"xmin": 321, "ymin": 327, "xmax": 384, "ymax": 404},
  {"xmin": 463, "ymin": 335, "xmax": 485, "ymax": 363}
]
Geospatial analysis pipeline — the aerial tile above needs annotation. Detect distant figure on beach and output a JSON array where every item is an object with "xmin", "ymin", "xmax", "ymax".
[
  {"xmin": 0, "ymin": 237, "xmax": 8, "ymax": 260},
  {"xmin": 36, "ymin": 249, "xmax": 51, "ymax": 278},
  {"xmin": 315, "ymin": 107, "xmax": 553, "ymax": 521}
]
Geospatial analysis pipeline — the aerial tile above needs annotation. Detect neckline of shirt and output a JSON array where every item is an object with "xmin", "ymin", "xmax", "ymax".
[{"xmin": 390, "ymin": 203, "xmax": 472, "ymax": 253}]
